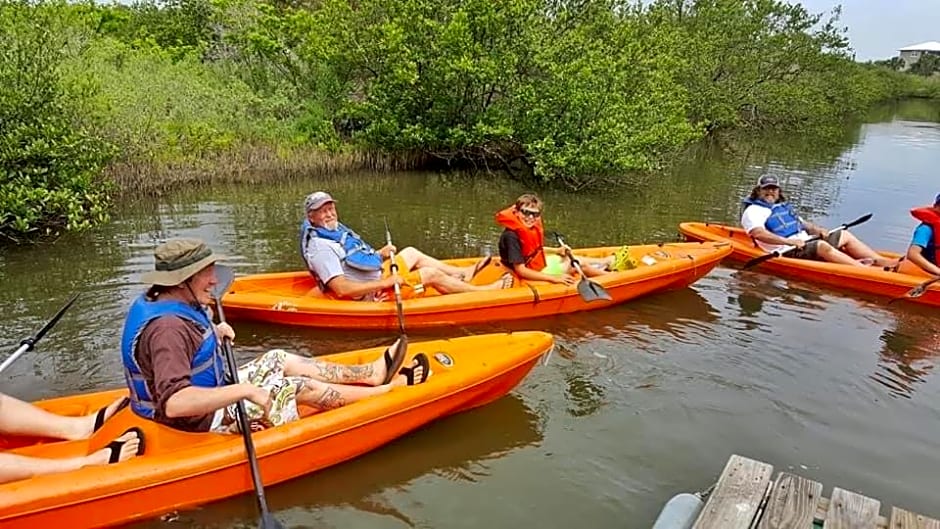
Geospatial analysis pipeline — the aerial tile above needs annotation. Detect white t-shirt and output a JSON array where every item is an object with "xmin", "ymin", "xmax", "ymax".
[
  {"xmin": 302, "ymin": 236, "xmax": 382, "ymax": 288},
  {"xmin": 740, "ymin": 204, "xmax": 810, "ymax": 253}
]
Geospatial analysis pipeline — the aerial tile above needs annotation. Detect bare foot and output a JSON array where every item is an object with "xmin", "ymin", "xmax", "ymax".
[
  {"xmin": 877, "ymin": 257, "xmax": 901, "ymax": 269},
  {"xmin": 85, "ymin": 430, "xmax": 142, "ymax": 467},
  {"xmin": 483, "ymin": 273, "xmax": 514, "ymax": 290}
]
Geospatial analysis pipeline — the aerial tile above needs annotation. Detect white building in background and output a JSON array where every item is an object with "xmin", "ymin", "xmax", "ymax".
[{"xmin": 898, "ymin": 41, "xmax": 940, "ymax": 70}]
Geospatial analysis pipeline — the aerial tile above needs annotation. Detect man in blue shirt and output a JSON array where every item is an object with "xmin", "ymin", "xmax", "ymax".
[{"xmin": 907, "ymin": 194, "xmax": 940, "ymax": 276}]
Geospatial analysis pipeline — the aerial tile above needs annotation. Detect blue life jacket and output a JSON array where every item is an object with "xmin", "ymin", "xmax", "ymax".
[
  {"xmin": 742, "ymin": 197, "xmax": 803, "ymax": 238},
  {"xmin": 121, "ymin": 295, "xmax": 225, "ymax": 420},
  {"xmin": 299, "ymin": 219, "xmax": 383, "ymax": 274}
]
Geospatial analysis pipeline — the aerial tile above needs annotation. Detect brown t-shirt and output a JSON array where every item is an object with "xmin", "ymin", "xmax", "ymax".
[{"xmin": 135, "ymin": 316, "xmax": 215, "ymax": 432}]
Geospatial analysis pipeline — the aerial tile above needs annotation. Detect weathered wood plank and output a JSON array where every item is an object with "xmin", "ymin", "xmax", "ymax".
[
  {"xmin": 823, "ymin": 487, "xmax": 881, "ymax": 529},
  {"xmin": 817, "ymin": 497, "xmax": 889, "ymax": 529},
  {"xmin": 757, "ymin": 472, "xmax": 822, "ymax": 529},
  {"xmin": 889, "ymin": 507, "xmax": 940, "ymax": 529},
  {"xmin": 692, "ymin": 454, "xmax": 774, "ymax": 529}
]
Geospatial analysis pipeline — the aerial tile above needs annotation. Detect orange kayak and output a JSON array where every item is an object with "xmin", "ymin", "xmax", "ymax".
[
  {"xmin": 678, "ymin": 222, "xmax": 940, "ymax": 306},
  {"xmin": 0, "ymin": 331, "xmax": 553, "ymax": 528},
  {"xmin": 219, "ymin": 243, "xmax": 732, "ymax": 329}
]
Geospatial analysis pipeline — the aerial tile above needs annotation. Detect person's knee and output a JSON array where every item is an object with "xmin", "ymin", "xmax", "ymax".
[
  {"xmin": 397, "ymin": 246, "xmax": 421, "ymax": 261},
  {"xmin": 261, "ymin": 349, "xmax": 288, "ymax": 364},
  {"xmin": 814, "ymin": 241, "xmax": 835, "ymax": 257}
]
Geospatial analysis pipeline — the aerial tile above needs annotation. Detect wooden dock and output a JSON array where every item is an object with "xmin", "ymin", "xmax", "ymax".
[{"xmin": 690, "ymin": 454, "xmax": 939, "ymax": 529}]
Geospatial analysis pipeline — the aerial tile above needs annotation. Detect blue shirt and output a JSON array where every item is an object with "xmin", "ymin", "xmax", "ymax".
[{"xmin": 911, "ymin": 224, "xmax": 936, "ymax": 263}]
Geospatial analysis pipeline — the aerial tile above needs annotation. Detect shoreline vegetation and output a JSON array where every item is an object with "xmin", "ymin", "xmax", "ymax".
[{"xmin": 2, "ymin": 0, "xmax": 939, "ymax": 243}]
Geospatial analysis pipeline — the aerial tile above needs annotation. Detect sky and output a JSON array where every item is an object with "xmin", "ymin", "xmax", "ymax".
[{"xmin": 795, "ymin": 0, "xmax": 940, "ymax": 61}]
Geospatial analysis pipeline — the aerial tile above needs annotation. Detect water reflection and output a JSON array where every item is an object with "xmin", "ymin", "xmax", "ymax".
[
  {"xmin": 724, "ymin": 265, "xmax": 940, "ymax": 400},
  {"xmin": 872, "ymin": 307, "xmax": 940, "ymax": 399},
  {"xmin": 447, "ymin": 287, "xmax": 720, "ymax": 344},
  {"xmin": 123, "ymin": 394, "xmax": 543, "ymax": 529},
  {"xmin": 726, "ymin": 270, "xmax": 827, "ymax": 324},
  {"xmin": 865, "ymin": 99, "xmax": 940, "ymax": 124}
]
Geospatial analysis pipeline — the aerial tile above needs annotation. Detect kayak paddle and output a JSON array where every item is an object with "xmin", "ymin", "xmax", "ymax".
[
  {"xmin": 211, "ymin": 264, "xmax": 286, "ymax": 529},
  {"xmin": 0, "ymin": 293, "xmax": 80, "ymax": 374},
  {"xmin": 553, "ymin": 233, "xmax": 612, "ymax": 302},
  {"xmin": 889, "ymin": 275, "xmax": 940, "ymax": 304},
  {"xmin": 742, "ymin": 213, "xmax": 873, "ymax": 270},
  {"xmin": 384, "ymin": 218, "xmax": 408, "ymax": 339}
]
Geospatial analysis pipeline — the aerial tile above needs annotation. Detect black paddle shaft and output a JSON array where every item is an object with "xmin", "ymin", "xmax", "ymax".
[
  {"xmin": 211, "ymin": 265, "xmax": 286, "ymax": 529},
  {"xmin": 0, "ymin": 293, "xmax": 80, "ymax": 374},
  {"xmin": 889, "ymin": 275, "xmax": 940, "ymax": 304},
  {"xmin": 20, "ymin": 293, "xmax": 79, "ymax": 350}
]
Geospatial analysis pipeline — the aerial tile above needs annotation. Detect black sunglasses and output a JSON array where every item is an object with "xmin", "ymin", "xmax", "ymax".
[{"xmin": 520, "ymin": 208, "xmax": 541, "ymax": 218}]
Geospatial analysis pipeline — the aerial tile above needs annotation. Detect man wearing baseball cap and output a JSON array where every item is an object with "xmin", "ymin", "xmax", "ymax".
[
  {"xmin": 300, "ymin": 191, "xmax": 511, "ymax": 301},
  {"xmin": 741, "ymin": 174, "xmax": 896, "ymax": 267},
  {"xmin": 905, "ymin": 193, "xmax": 940, "ymax": 276},
  {"xmin": 121, "ymin": 238, "xmax": 428, "ymax": 434}
]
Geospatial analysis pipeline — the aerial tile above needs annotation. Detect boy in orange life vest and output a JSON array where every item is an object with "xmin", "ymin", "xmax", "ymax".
[
  {"xmin": 906, "ymin": 194, "xmax": 940, "ymax": 276},
  {"xmin": 496, "ymin": 193, "xmax": 614, "ymax": 284}
]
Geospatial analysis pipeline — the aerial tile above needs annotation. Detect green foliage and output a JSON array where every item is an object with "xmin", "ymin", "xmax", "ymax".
[
  {"xmin": 908, "ymin": 53, "xmax": 940, "ymax": 77},
  {"xmin": 511, "ymin": 3, "xmax": 700, "ymax": 184},
  {"xmin": 62, "ymin": 36, "xmax": 292, "ymax": 161},
  {"xmin": 0, "ymin": 0, "xmax": 114, "ymax": 242},
  {"xmin": 282, "ymin": 0, "xmax": 702, "ymax": 186},
  {"xmin": 906, "ymin": 76, "xmax": 940, "ymax": 99},
  {"xmin": 262, "ymin": 0, "xmax": 921, "ymax": 185},
  {"xmin": 2, "ymin": 0, "xmax": 940, "ymax": 238},
  {"xmin": 95, "ymin": 0, "xmax": 216, "ymax": 60},
  {"xmin": 871, "ymin": 57, "xmax": 904, "ymax": 71},
  {"xmin": 645, "ymin": 0, "xmax": 853, "ymax": 131}
]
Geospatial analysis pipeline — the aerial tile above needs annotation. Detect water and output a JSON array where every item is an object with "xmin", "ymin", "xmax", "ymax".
[{"xmin": 2, "ymin": 100, "xmax": 940, "ymax": 526}]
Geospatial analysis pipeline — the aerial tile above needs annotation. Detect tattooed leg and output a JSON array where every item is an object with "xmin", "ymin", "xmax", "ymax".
[
  {"xmin": 284, "ymin": 351, "xmax": 390, "ymax": 386},
  {"xmin": 296, "ymin": 379, "xmax": 392, "ymax": 411}
]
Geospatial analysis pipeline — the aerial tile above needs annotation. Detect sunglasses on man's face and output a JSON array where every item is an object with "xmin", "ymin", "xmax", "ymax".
[{"xmin": 520, "ymin": 208, "xmax": 541, "ymax": 218}]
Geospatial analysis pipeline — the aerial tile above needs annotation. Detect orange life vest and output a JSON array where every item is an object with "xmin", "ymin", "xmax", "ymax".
[
  {"xmin": 911, "ymin": 207, "xmax": 940, "ymax": 259},
  {"xmin": 495, "ymin": 206, "xmax": 546, "ymax": 270}
]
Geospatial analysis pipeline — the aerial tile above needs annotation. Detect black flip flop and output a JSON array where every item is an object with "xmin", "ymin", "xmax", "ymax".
[
  {"xmin": 381, "ymin": 336, "xmax": 409, "ymax": 384},
  {"xmin": 398, "ymin": 353, "xmax": 430, "ymax": 386},
  {"xmin": 94, "ymin": 397, "xmax": 130, "ymax": 433},
  {"xmin": 469, "ymin": 255, "xmax": 493, "ymax": 281},
  {"xmin": 106, "ymin": 427, "xmax": 146, "ymax": 464}
]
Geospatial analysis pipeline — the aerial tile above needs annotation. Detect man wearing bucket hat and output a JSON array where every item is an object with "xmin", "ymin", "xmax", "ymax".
[
  {"xmin": 300, "ymin": 191, "xmax": 512, "ymax": 301},
  {"xmin": 121, "ymin": 238, "xmax": 429, "ymax": 434},
  {"xmin": 741, "ymin": 174, "xmax": 896, "ymax": 267}
]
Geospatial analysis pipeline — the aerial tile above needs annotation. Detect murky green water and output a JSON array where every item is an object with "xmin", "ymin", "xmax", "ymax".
[{"xmin": 2, "ymin": 99, "xmax": 940, "ymax": 526}]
